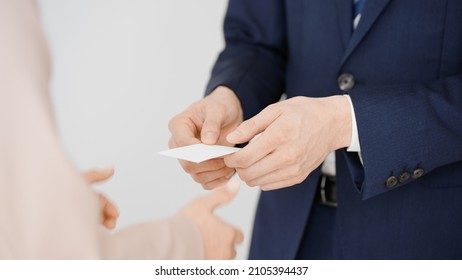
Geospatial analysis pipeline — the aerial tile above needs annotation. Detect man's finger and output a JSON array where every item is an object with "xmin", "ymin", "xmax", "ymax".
[
  {"xmin": 193, "ymin": 166, "xmax": 235, "ymax": 185},
  {"xmin": 179, "ymin": 158, "xmax": 227, "ymax": 175},
  {"xmin": 234, "ymin": 150, "xmax": 289, "ymax": 184},
  {"xmin": 203, "ymin": 178, "xmax": 240, "ymax": 210},
  {"xmin": 202, "ymin": 176, "xmax": 233, "ymax": 190},
  {"xmin": 226, "ymin": 106, "xmax": 280, "ymax": 144},
  {"xmin": 83, "ymin": 168, "xmax": 115, "ymax": 184},
  {"xmin": 224, "ymin": 130, "xmax": 277, "ymax": 169},
  {"xmin": 201, "ymin": 106, "xmax": 225, "ymax": 145},
  {"xmin": 168, "ymin": 115, "xmax": 202, "ymax": 147}
]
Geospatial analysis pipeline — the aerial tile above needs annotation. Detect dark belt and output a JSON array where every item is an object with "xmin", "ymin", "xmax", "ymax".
[{"xmin": 317, "ymin": 174, "xmax": 338, "ymax": 207}]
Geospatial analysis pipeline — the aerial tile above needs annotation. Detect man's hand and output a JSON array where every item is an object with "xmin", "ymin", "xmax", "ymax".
[
  {"xmin": 178, "ymin": 179, "xmax": 244, "ymax": 259},
  {"xmin": 168, "ymin": 86, "xmax": 243, "ymax": 189},
  {"xmin": 83, "ymin": 168, "xmax": 119, "ymax": 229},
  {"xmin": 224, "ymin": 96, "xmax": 352, "ymax": 191}
]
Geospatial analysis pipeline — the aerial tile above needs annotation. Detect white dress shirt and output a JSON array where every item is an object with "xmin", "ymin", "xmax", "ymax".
[{"xmin": 321, "ymin": 4, "xmax": 363, "ymax": 176}]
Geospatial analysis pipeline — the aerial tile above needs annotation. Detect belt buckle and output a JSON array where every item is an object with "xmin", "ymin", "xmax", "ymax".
[{"xmin": 320, "ymin": 175, "xmax": 338, "ymax": 208}]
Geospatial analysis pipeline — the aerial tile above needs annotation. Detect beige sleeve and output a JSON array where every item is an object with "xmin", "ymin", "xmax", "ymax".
[
  {"xmin": 103, "ymin": 216, "xmax": 203, "ymax": 259},
  {"xmin": 0, "ymin": 0, "xmax": 203, "ymax": 259}
]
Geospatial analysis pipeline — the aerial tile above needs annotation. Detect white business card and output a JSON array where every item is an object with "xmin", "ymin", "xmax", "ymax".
[{"xmin": 158, "ymin": 144, "xmax": 241, "ymax": 163}]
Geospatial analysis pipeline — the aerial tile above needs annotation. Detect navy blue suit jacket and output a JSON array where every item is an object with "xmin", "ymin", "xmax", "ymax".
[{"xmin": 206, "ymin": 0, "xmax": 462, "ymax": 259}]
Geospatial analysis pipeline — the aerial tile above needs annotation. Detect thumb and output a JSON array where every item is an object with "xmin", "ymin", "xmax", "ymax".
[
  {"xmin": 204, "ymin": 178, "xmax": 240, "ymax": 210},
  {"xmin": 201, "ymin": 106, "xmax": 225, "ymax": 145},
  {"xmin": 226, "ymin": 107, "xmax": 279, "ymax": 144}
]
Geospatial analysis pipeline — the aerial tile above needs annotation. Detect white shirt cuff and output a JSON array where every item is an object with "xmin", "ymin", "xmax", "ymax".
[{"xmin": 344, "ymin": 95, "xmax": 361, "ymax": 153}]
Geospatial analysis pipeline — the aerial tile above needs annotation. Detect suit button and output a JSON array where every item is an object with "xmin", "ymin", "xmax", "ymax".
[
  {"xmin": 385, "ymin": 176, "xmax": 398, "ymax": 188},
  {"xmin": 337, "ymin": 73, "xmax": 355, "ymax": 91},
  {"xmin": 412, "ymin": 168, "xmax": 425, "ymax": 179},
  {"xmin": 399, "ymin": 172, "xmax": 410, "ymax": 183}
]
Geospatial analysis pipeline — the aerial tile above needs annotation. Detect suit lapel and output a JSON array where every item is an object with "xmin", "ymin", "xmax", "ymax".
[
  {"xmin": 335, "ymin": 0, "xmax": 353, "ymax": 49},
  {"xmin": 340, "ymin": 0, "xmax": 392, "ymax": 67}
]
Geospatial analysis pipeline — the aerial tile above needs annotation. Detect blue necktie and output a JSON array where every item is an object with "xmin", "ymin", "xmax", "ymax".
[
  {"xmin": 353, "ymin": 0, "xmax": 366, "ymax": 29},
  {"xmin": 354, "ymin": 0, "xmax": 366, "ymax": 17}
]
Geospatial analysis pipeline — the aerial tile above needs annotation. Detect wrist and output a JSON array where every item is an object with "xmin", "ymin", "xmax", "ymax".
[{"xmin": 328, "ymin": 95, "xmax": 352, "ymax": 150}]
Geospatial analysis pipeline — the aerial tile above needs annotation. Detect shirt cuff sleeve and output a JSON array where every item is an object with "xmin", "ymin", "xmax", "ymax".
[{"xmin": 344, "ymin": 94, "xmax": 361, "ymax": 153}]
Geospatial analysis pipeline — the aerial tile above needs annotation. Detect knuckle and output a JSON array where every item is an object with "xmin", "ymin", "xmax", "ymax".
[
  {"xmin": 271, "ymin": 132, "xmax": 287, "ymax": 146},
  {"xmin": 280, "ymin": 151, "xmax": 294, "ymax": 165},
  {"xmin": 278, "ymin": 123, "xmax": 291, "ymax": 135}
]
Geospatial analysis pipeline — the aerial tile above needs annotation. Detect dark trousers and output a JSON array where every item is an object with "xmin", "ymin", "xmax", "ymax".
[{"xmin": 295, "ymin": 200, "xmax": 339, "ymax": 259}]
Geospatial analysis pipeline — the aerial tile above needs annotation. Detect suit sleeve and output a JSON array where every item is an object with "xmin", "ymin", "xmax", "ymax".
[
  {"xmin": 0, "ymin": 0, "xmax": 203, "ymax": 259},
  {"xmin": 345, "ymin": 73, "xmax": 462, "ymax": 199},
  {"xmin": 205, "ymin": 0, "xmax": 287, "ymax": 120}
]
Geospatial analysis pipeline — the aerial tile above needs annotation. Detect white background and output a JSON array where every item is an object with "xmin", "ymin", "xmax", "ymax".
[{"xmin": 38, "ymin": 0, "xmax": 259, "ymax": 260}]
